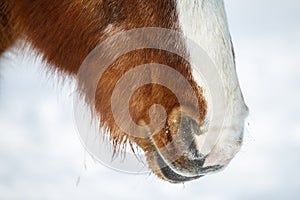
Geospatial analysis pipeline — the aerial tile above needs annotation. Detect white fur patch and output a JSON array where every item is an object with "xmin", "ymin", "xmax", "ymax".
[{"xmin": 176, "ymin": 0, "xmax": 249, "ymax": 167}]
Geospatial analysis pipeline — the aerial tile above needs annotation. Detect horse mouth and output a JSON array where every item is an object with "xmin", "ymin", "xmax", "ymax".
[
  {"xmin": 150, "ymin": 146, "xmax": 223, "ymax": 183},
  {"xmin": 141, "ymin": 107, "xmax": 224, "ymax": 183}
]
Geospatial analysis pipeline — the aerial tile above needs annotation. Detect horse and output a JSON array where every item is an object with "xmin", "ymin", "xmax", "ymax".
[{"xmin": 0, "ymin": 0, "xmax": 249, "ymax": 183}]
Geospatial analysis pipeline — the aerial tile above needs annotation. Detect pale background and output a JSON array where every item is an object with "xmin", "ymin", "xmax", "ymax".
[{"xmin": 1, "ymin": 0, "xmax": 299, "ymax": 199}]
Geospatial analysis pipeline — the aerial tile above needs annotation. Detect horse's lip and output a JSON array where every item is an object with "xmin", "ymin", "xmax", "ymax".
[
  {"xmin": 152, "ymin": 147, "xmax": 203, "ymax": 183},
  {"xmin": 142, "ymin": 116, "xmax": 224, "ymax": 183},
  {"xmin": 146, "ymin": 132, "xmax": 223, "ymax": 183},
  {"xmin": 152, "ymin": 147, "xmax": 223, "ymax": 183}
]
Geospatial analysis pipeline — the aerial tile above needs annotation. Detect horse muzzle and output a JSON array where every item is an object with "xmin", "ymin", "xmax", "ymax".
[{"xmin": 141, "ymin": 106, "xmax": 246, "ymax": 183}]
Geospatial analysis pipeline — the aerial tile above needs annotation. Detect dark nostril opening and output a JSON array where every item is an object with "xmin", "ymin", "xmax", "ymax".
[
  {"xmin": 176, "ymin": 115, "xmax": 208, "ymax": 162},
  {"xmin": 178, "ymin": 116, "xmax": 203, "ymax": 149},
  {"xmin": 180, "ymin": 115, "xmax": 204, "ymax": 136}
]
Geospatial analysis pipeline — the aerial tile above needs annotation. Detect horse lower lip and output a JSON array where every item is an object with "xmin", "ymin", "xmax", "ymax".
[
  {"xmin": 153, "ymin": 145, "xmax": 222, "ymax": 183},
  {"xmin": 153, "ymin": 148, "xmax": 203, "ymax": 183},
  {"xmin": 152, "ymin": 147, "xmax": 224, "ymax": 183}
]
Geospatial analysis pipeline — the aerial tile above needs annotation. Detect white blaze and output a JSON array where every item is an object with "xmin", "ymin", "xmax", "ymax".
[{"xmin": 176, "ymin": 0, "xmax": 249, "ymax": 167}]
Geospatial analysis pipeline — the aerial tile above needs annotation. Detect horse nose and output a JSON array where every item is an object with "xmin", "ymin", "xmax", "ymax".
[
  {"xmin": 164, "ymin": 106, "xmax": 208, "ymax": 158},
  {"xmin": 176, "ymin": 115, "xmax": 206, "ymax": 159},
  {"xmin": 179, "ymin": 114, "xmax": 206, "ymax": 137}
]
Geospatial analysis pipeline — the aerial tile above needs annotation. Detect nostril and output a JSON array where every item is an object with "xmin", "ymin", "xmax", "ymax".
[
  {"xmin": 179, "ymin": 115, "xmax": 208, "ymax": 137},
  {"xmin": 191, "ymin": 117, "xmax": 204, "ymax": 136},
  {"xmin": 198, "ymin": 119, "xmax": 209, "ymax": 136},
  {"xmin": 168, "ymin": 106, "xmax": 206, "ymax": 137}
]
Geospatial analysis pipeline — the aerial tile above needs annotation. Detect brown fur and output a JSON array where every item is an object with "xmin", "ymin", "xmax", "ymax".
[
  {"xmin": 1, "ymin": 0, "xmax": 207, "ymax": 180},
  {"xmin": 0, "ymin": 0, "xmax": 18, "ymax": 54}
]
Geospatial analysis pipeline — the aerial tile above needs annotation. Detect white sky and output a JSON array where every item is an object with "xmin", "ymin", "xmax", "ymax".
[{"xmin": 0, "ymin": 0, "xmax": 300, "ymax": 199}]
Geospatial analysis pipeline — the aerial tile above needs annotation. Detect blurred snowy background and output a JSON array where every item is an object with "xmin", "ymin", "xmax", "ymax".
[{"xmin": 0, "ymin": 0, "xmax": 299, "ymax": 199}]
